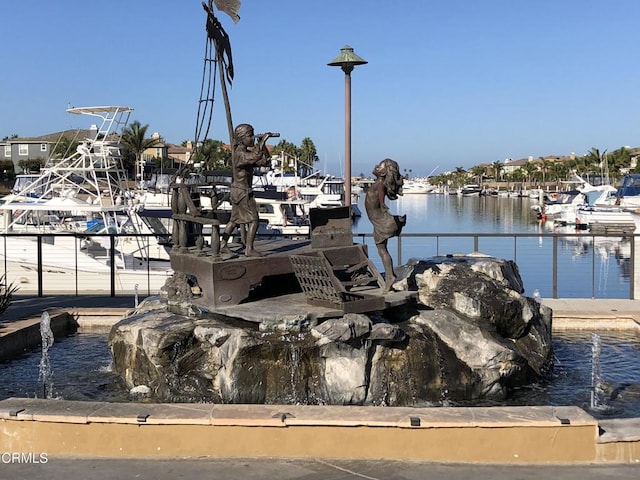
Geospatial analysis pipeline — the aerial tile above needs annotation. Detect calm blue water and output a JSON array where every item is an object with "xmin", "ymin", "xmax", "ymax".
[{"xmin": 353, "ymin": 194, "xmax": 633, "ymax": 299}]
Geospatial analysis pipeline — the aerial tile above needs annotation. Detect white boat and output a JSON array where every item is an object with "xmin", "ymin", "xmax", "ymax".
[
  {"xmin": 402, "ymin": 179, "xmax": 435, "ymax": 195},
  {"xmin": 0, "ymin": 235, "xmax": 171, "ymax": 294},
  {"xmin": 575, "ymin": 206, "xmax": 636, "ymax": 235},
  {"xmin": 458, "ymin": 184, "xmax": 482, "ymax": 196},
  {"xmin": 255, "ymin": 197, "xmax": 310, "ymax": 238},
  {"xmin": 594, "ymin": 174, "xmax": 640, "ymax": 209},
  {"xmin": 530, "ymin": 175, "xmax": 634, "ymax": 234},
  {"xmin": 201, "ymin": 193, "xmax": 311, "ymax": 239},
  {"xmin": 531, "ymin": 190, "xmax": 587, "ymax": 224},
  {"xmin": 0, "ymin": 106, "xmax": 173, "ymax": 294},
  {"xmin": 254, "ymin": 155, "xmax": 361, "ymax": 218},
  {"xmin": 258, "ymin": 175, "xmax": 360, "ymax": 218},
  {"xmin": 301, "ymin": 176, "xmax": 362, "ymax": 218}
]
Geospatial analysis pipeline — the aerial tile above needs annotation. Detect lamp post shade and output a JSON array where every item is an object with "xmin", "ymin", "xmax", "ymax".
[{"xmin": 327, "ymin": 45, "xmax": 368, "ymax": 74}]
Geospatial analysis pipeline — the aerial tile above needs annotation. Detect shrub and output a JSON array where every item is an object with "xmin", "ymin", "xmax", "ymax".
[{"xmin": 0, "ymin": 274, "xmax": 18, "ymax": 316}]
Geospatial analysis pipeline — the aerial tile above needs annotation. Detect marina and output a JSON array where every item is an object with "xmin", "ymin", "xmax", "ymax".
[
  {"xmin": 1, "ymin": 191, "xmax": 640, "ymax": 299},
  {"xmin": 0, "ymin": 106, "xmax": 174, "ymax": 295}
]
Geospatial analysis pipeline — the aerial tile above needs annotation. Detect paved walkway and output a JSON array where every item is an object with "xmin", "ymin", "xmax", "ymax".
[
  {"xmin": 0, "ymin": 294, "xmax": 138, "ymax": 323},
  {"xmin": 541, "ymin": 298, "xmax": 640, "ymax": 317},
  {"xmin": 1, "ymin": 458, "xmax": 640, "ymax": 480},
  {"xmin": 3, "ymin": 294, "xmax": 639, "ymax": 323}
]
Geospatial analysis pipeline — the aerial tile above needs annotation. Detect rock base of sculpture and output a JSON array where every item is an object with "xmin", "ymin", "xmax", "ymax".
[{"xmin": 109, "ymin": 252, "xmax": 553, "ymax": 405}]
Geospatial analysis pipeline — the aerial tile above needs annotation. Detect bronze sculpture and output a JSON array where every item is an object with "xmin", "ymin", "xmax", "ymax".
[
  {"xmin": 364, "ymin": 158, "xmax": 406, "ymax": 292},
  {"xmin": 219, "ymin": 123, "xmax": 274, "ymax": 257}
]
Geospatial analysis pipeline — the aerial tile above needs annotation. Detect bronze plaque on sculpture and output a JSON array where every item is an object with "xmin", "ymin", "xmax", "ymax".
[{"xmin": 309, "ymin": 206, "xmax": 353, "ymax": 249}]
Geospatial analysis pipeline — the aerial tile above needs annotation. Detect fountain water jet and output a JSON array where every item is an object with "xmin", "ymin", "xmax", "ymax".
[
  {"xmin": 38, "ymin": 311, "xmax": 54, "ymax": 399},
  {"xmin": 590, "ymin": 332, "xmax": 602, "ymax": 410}
]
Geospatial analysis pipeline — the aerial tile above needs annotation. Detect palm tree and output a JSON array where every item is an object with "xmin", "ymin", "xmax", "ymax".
[
  {"xmin": 192, "ymin": 139, "xmax": 231, "ymax": 170},
  {"xmin": 470, "ymin": 165, "xmax": 487, "ymax": 186},
  {"xmin": 299, "ymin": 137, "xmax": 318, "ymax": 170},
  {"xmin": 581, "ymin": 148, "xmax": 605, "ymax": 183},
  {"xmin": 491, "ymin": 160, "xmax": 503, "ymax": 182},
  {"xmin": 507, "ymin": 168, "xmax": 525, "ymax": 183},
  {"xmin": 120, "ymin": 121, "xmax": 159, "ymax": 181},
  {"xmin": 271, "ymin": 139, "xmax": 300, "ymax": 174},
  {"xmin": 537, "ymin": 157, "xmax": 555, "ymax": 185},
  {"xmin": 607, "ymin": 147, "xmax": 631, "ymax": 183},
  {"xmin": 521, "ymin": 161, "xmax": 537, "ymax": 188},
  {"xmin": 453, "ymin": 166, "xmax": 467, "ymax": 188},
  {"xmin": 550, "ymin": 162, "xmax": 568, "ymax": 188}
]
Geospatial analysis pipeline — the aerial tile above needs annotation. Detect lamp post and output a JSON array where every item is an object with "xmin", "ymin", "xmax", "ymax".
[{"xmin": 328, "ymin": 45, "xmax": 367, "ymax": 208}]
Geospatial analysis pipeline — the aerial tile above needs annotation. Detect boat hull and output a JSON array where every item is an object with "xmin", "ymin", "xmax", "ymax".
[{"xmin": 0, "ymin": 237, "xmax": 171, "ymax": 295}]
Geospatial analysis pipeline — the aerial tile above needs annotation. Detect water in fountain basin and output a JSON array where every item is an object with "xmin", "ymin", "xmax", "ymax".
[
  {"xmin": 0, "ymin": 332, "xmax": 127, "ymax": 401},
  {"xmin": 1, "ymin": 330, "xmax": 639, "ymax": 418},
  {"xmin": 506, "ymin": 330, "xmax": 640, "ymax": 418}
]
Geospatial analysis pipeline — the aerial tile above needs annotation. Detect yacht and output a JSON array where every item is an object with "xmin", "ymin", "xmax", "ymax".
[
  {"xmin": 595, "ymin": 173, "xmax": 640, "ymax": 208},
  {"xmin": 458, "ymin": 184, "xmax": 483, "ymax": 196},
  {"xmin": 575, "ymin": 205, "xmax": 636, "ymax": 235},
  {"xmin": 402, "ymin": 179, "xmax": 435, "ymax": 194},
  {"xmin": 200, "ymin": 192, "xmax": 311, "ymax": 239},
  {"xmin": 255, "ymin": 167, "xmax": 361, "ymax": 218},
  {"xmin": 0, "ymin": 106, "xmax": 173, "ymax": 294}
]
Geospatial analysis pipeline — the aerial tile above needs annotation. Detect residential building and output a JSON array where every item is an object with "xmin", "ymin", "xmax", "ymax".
[{"xmin": 1, "ymin": 128, "xmax": 94, "ymax": 173}]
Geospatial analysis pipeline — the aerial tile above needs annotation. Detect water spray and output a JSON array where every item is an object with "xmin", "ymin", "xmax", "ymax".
[
  {"xmin": 38, "ymin": 311, "xmax": 55, "ymax": 399},
  {"xmin": 590, "ymin": 332, "xmax": 602, "ymax": 409}
]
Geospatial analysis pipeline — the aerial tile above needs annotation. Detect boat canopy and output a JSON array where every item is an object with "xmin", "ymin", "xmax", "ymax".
[
  {"xmin": 615, "ymin": 174, "xmax": 640, "ymax": 198},
  {"xmin": 66, "ymin": 106, "xmax": 134, "ymax": 115}
]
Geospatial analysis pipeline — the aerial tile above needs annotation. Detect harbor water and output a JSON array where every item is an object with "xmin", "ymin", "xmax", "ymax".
[{"xmin": 353, "ymin": 193, "xmax": 634, "ymax": 299}]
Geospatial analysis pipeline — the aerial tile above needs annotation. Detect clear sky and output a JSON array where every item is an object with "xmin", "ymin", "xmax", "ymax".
[{"xmin": 3, "ymin": 0, "xmax": 640, "ymax": 177}]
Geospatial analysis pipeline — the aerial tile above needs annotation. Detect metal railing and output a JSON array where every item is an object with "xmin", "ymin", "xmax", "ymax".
[
  {"xmin": 355, "ymin": 231, "xmax": 636, "ymax": 300},
  {"xmin": 1, "ymin": 231, "xmax": 636, "ymax": 299},
  {"xmin": 0, "ymin": 232, "xmax": 168, "ymax": 298}
]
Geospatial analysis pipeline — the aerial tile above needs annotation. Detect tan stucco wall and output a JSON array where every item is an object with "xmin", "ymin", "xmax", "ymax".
[{"xmin": 0, "ymin": 420, "xmax": 599, "ymax": 464}]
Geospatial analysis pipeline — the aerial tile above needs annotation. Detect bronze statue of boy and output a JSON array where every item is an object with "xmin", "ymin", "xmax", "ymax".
[{"xmin": 219, "ymin": 123, "xmax": 273, "ymax": 257}]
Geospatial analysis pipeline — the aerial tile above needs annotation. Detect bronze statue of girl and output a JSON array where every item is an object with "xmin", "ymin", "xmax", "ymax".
[{"xmin": 364, "ymin": 158, "xmax": 406, "ymax": 292}]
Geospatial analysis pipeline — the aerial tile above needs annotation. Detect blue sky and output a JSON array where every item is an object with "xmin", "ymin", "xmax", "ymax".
[{"xmin": 3, "ymin": 1, "xmax": 640, "ymax": 177}]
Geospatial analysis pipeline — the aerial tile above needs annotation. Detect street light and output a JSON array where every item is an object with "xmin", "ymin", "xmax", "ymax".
[{"xmin": 328, "ymin": 45, "xmax": 367, "ymax": 208}]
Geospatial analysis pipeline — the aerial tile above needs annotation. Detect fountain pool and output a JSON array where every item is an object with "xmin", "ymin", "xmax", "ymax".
[{"xmin": 0, "ymin": 329, "xmax": 638, "ymax": 418}]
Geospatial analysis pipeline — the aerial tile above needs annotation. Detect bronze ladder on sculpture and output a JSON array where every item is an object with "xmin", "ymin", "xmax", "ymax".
[{"xmin": 289, "ymin": 244, "xmax": 386, "ymax": 314}]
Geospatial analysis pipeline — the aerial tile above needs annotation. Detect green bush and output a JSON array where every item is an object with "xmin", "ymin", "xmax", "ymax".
[{"xmin": 0, "ymin": 274, "xmax": 18, "ymax": 316}]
